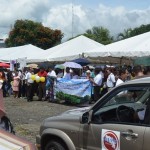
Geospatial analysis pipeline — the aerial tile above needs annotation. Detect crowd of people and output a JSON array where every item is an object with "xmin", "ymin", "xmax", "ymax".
[
  {"xmin": 0, "ymin": 64, "xmax": 149, "ymax": 136},
  {"xmin": 88, "ymin": 65, "xmax": 150, "ymax": 103},
  {"xmin": 0, "ymin": 64, "xmax": 149, "ymax": 104}
]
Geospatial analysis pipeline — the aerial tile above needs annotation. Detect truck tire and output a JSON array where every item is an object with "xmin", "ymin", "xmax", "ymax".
[{"xmin": 45, "ymin": 140, "xmax": 66, "ymax": 150}]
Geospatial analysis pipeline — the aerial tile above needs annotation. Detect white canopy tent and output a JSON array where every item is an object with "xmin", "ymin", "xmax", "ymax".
[
  {"xmin": 32, "ymin": 35, "xmax": 104, "ymax": 62},
  {"xmin": 0, "ymin": 36, "xmax": 104, "ymax": 63},
  {"xmin": 85, "ymin": 31, "xmax": 150, "ymax": 58},
  {"xmin": 0, "ymin": 44, "xmax": 45, "ymax": 62}
]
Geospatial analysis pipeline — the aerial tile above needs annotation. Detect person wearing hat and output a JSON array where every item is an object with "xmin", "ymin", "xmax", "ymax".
[{"xmin": 86, "ymin": 70, "xmax": 91, "ymax": 79}]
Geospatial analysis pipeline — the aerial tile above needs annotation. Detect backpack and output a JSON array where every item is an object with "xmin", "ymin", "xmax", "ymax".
[{"xmin": 0, "ymin": 116, "xmax": 15, "ymax": 134}]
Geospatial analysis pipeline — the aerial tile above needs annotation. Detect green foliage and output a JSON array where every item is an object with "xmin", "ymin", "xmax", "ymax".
[
  {"xmin": 117, "ymin": 29, "xmax": 132, "ymax": 40},
  {"xmin": 68, "ymin": 24, "xmax": 150, "ymax": 44},
  {"xmin": 56, "ymin": 91, "xmax": 81, "ymax": 104},
  {"xmin": 130, "ymin": 24, "xmax": 150, "ymax": 36},
  {"xmin": 84, "ymin": 26, "xmax": 113, "ymax": 45},
  {"xmin": 5, "ymin": 19, "xmax": 64, "ymax": 49},
  {"xmin": 117, "ymin": 24, "xmax": 150, "ymax": 41},
  {"xmin": 56, "ymin": 91, "xmax": 90, "ymax": 104}
]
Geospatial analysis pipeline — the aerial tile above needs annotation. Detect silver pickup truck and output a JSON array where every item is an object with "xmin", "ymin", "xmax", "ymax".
[{"xmin": 36, "ymin": 77, "xmax": 150, "ymax": 150}]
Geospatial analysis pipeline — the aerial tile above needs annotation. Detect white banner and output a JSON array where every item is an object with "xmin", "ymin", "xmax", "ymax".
[
  {"xmin": 55, "ymin": 78, "xmax": 92, "ymax": 104},
  {"xmin": 17, "ymin": 57, "xmax": 27, "ymax": 70},
  {"xmin": 56, "ymin": 78, "xmax": 91, "ymax": 97}
]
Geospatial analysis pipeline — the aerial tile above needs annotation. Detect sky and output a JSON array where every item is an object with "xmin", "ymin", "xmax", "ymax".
[{"xmin": 0, "ymin": 0, "xmax": 150, "ymax": 41}]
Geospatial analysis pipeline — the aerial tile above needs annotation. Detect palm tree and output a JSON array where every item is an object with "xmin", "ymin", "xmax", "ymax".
[
  {"xmin": 84, "ymin": 26, "xmax": 113, "ymax": 45},
  {"xmin": 117, "ymin": 28, "xmax": 132, "ymax": 40}
]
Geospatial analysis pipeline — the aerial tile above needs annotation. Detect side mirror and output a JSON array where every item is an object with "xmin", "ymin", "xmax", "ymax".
[{"xmin": 80, "ymin": 110, "xmax": 93, "ymax": 124}]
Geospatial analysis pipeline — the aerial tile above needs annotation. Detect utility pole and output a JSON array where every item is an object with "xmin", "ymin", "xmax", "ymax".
[
  {"xmin": 71, "ymin": 0, "xmax": 74, "ymax": 38},
  {"xmin": 10, "ymin": 24, "xmax": 13, "ymax": 30}
]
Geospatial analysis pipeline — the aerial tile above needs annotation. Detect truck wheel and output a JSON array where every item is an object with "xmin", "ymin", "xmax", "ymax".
[{"xmin": 45, "ymin": 140, "xmax": 66, "ymax": 150}]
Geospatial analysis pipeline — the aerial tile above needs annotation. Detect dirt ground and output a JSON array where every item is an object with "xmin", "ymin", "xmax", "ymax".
[{"xmin": 4, "ymin": 96, "xmax": 78, "ymax": 144}]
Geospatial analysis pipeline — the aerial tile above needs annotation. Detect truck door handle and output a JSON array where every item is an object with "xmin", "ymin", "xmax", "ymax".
[{"xmin": 121, "ymin": 131, "xmax": 138, "ymax": 138}]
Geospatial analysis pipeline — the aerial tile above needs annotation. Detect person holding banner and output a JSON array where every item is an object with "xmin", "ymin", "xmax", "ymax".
[
  {"xmin": 72, "ymin": 69, "xmax": 80, "ymax": 79},
  {"xmin": 63, "ymin": 67, "xmax": 72, "ymax": 80},
  {"xmin": 89, "ymin": 68, "xmax": 103, "ymax": 102}
]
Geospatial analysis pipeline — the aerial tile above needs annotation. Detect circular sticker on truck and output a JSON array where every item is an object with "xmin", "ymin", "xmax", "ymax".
[{"xmin": 102, "ymin": 129, "xmax": 120, "ymax": 150}]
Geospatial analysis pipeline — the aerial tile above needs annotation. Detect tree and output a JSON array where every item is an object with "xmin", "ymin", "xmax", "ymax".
[
  {"xmin": 130, "ymin": 24, "xmax": 150, "ymax": 37},
  {"xmin": 117, "ymin": 24, "xmax": 150, "ymax": 41},
  {"xmin": 5, "ymin": 20, "xmax": 64, "ymax": 49},
  {"xmin": 83, "ymin": 26, "xmax": 113, "ymax": 45},
  {"xmin": 117, "ymin": 28, "xmax": 132, "ymax": 40}
]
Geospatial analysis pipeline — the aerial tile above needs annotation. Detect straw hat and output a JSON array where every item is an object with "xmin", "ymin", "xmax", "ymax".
[{"xmin": 86, "ymin": 70, "xmax": 91, "ymax": 73}]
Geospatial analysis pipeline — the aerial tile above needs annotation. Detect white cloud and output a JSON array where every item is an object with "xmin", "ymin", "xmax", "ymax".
[
  {"xmin": 0, "ymin": 0, "xmax": 52, "ymax": 39},
  {"xmin": 43, "ymin": 3, "xmax": 150, "ymax": 40},
  {"xmin": 0, "ymin": 0, "xmax": 150, "ymax": 41}
]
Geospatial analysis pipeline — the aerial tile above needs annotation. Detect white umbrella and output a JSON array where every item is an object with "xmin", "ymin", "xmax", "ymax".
[
  {"xmin": 54, "ymin": 64, "xmax": 65, "ymax": 69},
  {"xmin": 63, "ymin": 62, "xmax": 82, "ymax": 69}
]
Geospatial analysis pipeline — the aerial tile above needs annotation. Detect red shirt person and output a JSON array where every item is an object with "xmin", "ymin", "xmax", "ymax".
[
  {"xmin": 38, "ymin": 68, "xmax": 47, "ymax": 78},
  {"xmin": 37, "ymin": 67, "xmax": 47, "ymax": 101}
]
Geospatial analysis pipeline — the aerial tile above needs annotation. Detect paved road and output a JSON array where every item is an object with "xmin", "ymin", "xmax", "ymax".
[{"xmin": 4, "ymin": 96, "xmax": 78, "ymax": 144}]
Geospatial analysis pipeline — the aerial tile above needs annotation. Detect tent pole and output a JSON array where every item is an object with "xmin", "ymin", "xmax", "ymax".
[{"xmin": 119, "ymin": 57, "xmax": 123, "ymax": 68}]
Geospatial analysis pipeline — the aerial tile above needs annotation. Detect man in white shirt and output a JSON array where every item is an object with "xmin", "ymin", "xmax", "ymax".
[
  {"xmin": 47, "ymin": 68, "xmax": 56, "ymax": 78},
  {"xmin": 90, "ymin": 68, "xmax": 102, "ymax": 102},
  {"xmin": 25, "ymin": 68, "xmax": 34, "ymax": 102},
  {"xmin": 115, "ymin": 68, "xmax": 129, "ymax": 86},
  {"xmin": 106, "ymin": 68, "xmax": 116, "ymax": 90}
]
